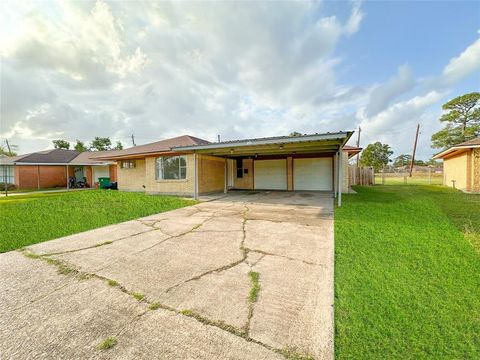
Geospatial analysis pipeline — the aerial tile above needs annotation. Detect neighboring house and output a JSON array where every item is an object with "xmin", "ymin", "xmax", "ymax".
[
  {"xmin": 97, "ymin": 132, "xmax": 361, "ymax": 204},
  {"xmin": 433, "ymin": 137, "xmax": 480, "ymax": 193},
  {"xmin": 0, "ymin": 149, "xmax": 119, "ymax": 189}
]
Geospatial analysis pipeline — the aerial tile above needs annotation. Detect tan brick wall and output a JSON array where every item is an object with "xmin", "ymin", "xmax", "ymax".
[
  {"xmin": 144, "ymin": 155, "xmax": 195, "ymax": 195},
  {"xmin": 198, "ymin": 155, "xmax": 225, "ymax": 193},
  {"xmin": 444, "ymin": 153, "xmax": 468, "ymax": 191},
  {"xmin": 117, "ymin": 159, "xmax": 146, "ymax": 192},
  {"xmin": 234, "ymin": 158, "xmax": 254, "ymax": 189}
]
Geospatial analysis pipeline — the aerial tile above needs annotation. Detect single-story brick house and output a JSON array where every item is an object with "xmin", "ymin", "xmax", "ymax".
[
  {"xmin": 0, "ymin": 149, "xmax": 119, "ymax": 190},
  {"xmin": 433, "ymin": 137, "xmax": 480, "ymax": 193},
  {"xmin": 97, "ymin": 131, "xmax": 361, "ymax": 206}
]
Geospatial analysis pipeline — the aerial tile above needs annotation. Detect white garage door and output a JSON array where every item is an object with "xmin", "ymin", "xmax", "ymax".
[
  {"xmin": 92, "ymin": 166, "xmax": 110, "ymax": 183},
  {"xmin": 294, "ymin": 157, "xmax": 332, "ymax": 191},
  {"xmin": 254, "ymin": 159, "xmax": 287, "ymax": 190}
]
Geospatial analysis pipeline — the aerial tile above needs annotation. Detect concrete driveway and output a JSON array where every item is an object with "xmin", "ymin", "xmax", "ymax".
[{"xmin": 0, "ymin": 191, "xmax": 334, "ymax": 360}]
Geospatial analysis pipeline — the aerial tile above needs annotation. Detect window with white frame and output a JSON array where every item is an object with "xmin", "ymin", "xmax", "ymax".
[
  {"xmin": 0, "ymin": 165, "xmax": 14, "ymax": 184},
  {"xmin": 156, "ymin": 156, "xmax": 187, "ymax": 180},
  {"xmin": 121, "ymin": 160, "xmax": 136, "ymax": 169}
]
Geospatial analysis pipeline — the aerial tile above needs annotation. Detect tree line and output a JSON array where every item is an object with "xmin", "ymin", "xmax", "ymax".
[{"xmin": 52, "ymin": 137, "xmax": 124, "ymax": 152}]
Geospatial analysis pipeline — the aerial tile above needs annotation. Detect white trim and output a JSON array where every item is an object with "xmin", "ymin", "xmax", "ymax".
[{"xmin": 433, "ymin": 144, "xmax": 480, "ymax": 159}]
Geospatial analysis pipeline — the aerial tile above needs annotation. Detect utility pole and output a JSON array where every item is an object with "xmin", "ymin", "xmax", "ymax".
[
  {"xmin": 131, "ymin": 134, "xmax": 136, "ymax": 147},
  {"xmin": 355, "ymin": 126, "xmax": 361, "ymax": 167},
  {"xmin": 409, "ymin": 124, "xmax": 420, "ymax": 177},
  {"xmin": 5, "ymin": 139, "xmax": 12, "ymax": 155}
]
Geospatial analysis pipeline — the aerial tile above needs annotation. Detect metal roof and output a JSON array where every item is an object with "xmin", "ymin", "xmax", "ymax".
[{"xmin": 174, "ymin": 131, "xmax": 354, "ymax": 156}]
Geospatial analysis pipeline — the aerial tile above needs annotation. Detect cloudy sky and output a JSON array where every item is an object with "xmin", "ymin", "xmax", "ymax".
[{"xmin": 1, "ymin": 0, "xmax": 479, "ymax": 159}]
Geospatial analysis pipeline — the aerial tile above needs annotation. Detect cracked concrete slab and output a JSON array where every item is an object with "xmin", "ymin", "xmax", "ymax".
[
  {"xmin": 1, "ymin": 191, "xmax": 333, "ymax": 360},
  {"xmin": 0, "ymin": 258, "xmax": 146, "ymax": 359},
  {"xmin": 249, "ymin": 255, "xmax": 333, "ymax": 360},
  {"xmin": 96, "ymin": 230, "xmax": 245, "ymax": 299},
  {"xmin": 160, "ymin": 262, "xmax": 252, "ymax": 329},
  {"xmin": 245, "ymin": 219, "xmax": 333, "ymax": 265},
  {"xmin": 50, "ymin": 230, "xmax": 171, "ymax": 272},
  {"xmin": 27, "ymin": 220, "xmax": 153, "ymax": 255},
  {"xmin": 101, "ymin": 309, "xmax": 282, "ymax": 360},
  {"xmin": 0, "ymin": 252, "xmax": 78, "ymax": 313}
]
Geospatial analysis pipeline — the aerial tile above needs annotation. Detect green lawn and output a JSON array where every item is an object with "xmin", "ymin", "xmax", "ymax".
[
  {"xmin": 374, "ymin": 174, "xmax": 443, "ymax": 185},
  {"xmin": 335, "ymin": 185, "xmax": 480, "ymax": 359},
  {"xmin": 0, "ymin": 190, "xmax": 195, "ymax": 253}
]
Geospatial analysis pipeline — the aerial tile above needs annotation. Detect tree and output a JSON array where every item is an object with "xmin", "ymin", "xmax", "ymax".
[
  {"xmin": 0, "ymin": 142, "xmax": 18, "ymax": 156},
  {"xmin": 431, "ymin": 92, "xmax": 480, "ymax": 149},
  {"xmin": 52, "ymin": 139, "xmax": 70, "ymax": 150},
  {"xmin": 393, "ymin": 154, "xmax": 411, "ymax": 167},
  {"xmin": 289, "ymin": 131, "xmax": 302, "ymax": 137},
  {"xmin": 114, "ymin": 141, "xmax": 123, "ymax": 150},
  {"xmin": 359, "ymin": 142, "xmax": 393, "ymax": 172},
  {"xmin": 74, "ymin": 140, "xmax": 88, "ymax": 152},
  {"xmin": 90, "ymin": 137, "xmax": 112, "ymax": 151}
]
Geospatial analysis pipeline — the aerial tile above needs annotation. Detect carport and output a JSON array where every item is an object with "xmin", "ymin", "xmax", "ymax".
[{"xmin": 175, "ymin": 131, "xmax": 353, "ymax": 206}]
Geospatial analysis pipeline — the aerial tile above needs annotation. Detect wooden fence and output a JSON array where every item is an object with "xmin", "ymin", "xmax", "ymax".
[{"xmin": 349, "ymin": 166, "xmax": 375, "ymax": 186}]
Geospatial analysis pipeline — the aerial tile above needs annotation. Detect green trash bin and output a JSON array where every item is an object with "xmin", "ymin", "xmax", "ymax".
[{"xmin": 98, "ymin": 177, "xmax": 110, "ymax": 189}]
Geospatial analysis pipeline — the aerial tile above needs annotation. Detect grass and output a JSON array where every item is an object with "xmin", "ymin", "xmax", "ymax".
[
  {"xmin": 132, "ymin": 292, "xmax": 145, "ymax": 301},
  {"xmin": 149, "ymin": 302, "xmax": 161, "ymax": 310},
  {"xmin": 97, "ymin": 336, "xmax": 117, "ymax": 350},
  {"xmin": 0, "ymin": 190, "xmax": 195, "ymax": 253},
  {"xmin": 248, "ymin": 271, "xmax": 260, "ymax": 303},
  {"xmin": 107, "ymin": 279, "xmax": 119, "ymax": 287},
  {"xmin": 334, "ymin": 185, "xmax": 480, "ymax": 359},
  {"xmin": 375, "ymin": 174, "xmax": 443, "ymax": 185},
  {"xmin": 281, "ymin": 347, "xmax": 314, "ymax": 360}
]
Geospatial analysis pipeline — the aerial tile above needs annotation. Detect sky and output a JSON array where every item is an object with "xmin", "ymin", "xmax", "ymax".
[{"xmin": 0, "ymin": 0, "xmax": 479, "ymax": 160}]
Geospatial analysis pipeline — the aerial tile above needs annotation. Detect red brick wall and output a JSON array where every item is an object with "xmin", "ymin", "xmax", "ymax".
[
  {"xmin": 109, "ymin": 164, "xmax": 118, "ymax": 182},
  {"xmin": 86, "ymin": 166, "xmax": 93, "ymax": 187},
  {"xmin": 16, "ymin": 165, "xmax": 69, "ymax": 189}
]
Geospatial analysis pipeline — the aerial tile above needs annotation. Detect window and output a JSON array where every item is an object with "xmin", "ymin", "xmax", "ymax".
[
  {"xmin": 236, "ymin": 158, "xmax": 243, "ymax": 178},
  {"xmin": 0, "ymin": 165, "xmax": 14, "ymax": 184},
  {"xmin": 156, "ymin": 156, "xmax": 187, "ymax": 180},
  {"xmin": 121, "ymin": 160, "xmax": 136, "ymax": 169}
]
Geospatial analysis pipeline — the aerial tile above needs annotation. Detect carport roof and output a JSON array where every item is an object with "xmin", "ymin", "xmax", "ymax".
[{"xmin": 174, "ymin": 131, "xmax": 354, "ymax": 156}]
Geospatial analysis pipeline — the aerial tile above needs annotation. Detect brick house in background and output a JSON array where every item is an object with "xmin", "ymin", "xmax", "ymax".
[
  {"xmin": 433, "ymin": 137, "xmax": 480, "ymax": 193},
  {"xmin": 97, "ymin": 132, "xmax": 361, "ymax": 205},
  {"xmin": 0, "ymin": 149, "xmax": 119, "ymax": 190}
]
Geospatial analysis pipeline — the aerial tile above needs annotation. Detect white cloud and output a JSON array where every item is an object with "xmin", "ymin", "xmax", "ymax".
[
  {"xmin": 440, "ymin": 38, "xmax": 480, "ymax": 86},
  {"xmin": 1, "ymin": 0, "xmax": 366, "ymax": 153},
  {"xmin": 365, "ymin": 64, "xmax": 415, "ymax": 117}
]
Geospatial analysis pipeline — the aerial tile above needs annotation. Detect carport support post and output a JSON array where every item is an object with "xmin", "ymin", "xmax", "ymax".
[
  {"xmin": 193, "ymin": 152, "xmax": 198, "ymax": 200},
  {"xmin": 338, "ymin": 150, "xmax": 343, "ymax": 207},
  {"xmin": 66, "ymin": 165, "xmax": 70, "ymax": 191},
  {"xmin": 224, "ymin": 157, "xmax": 227, "ymax": 194},
  {"xmin": 333, "ymin": 153, "xmax": 338, "ymax": 198}
]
